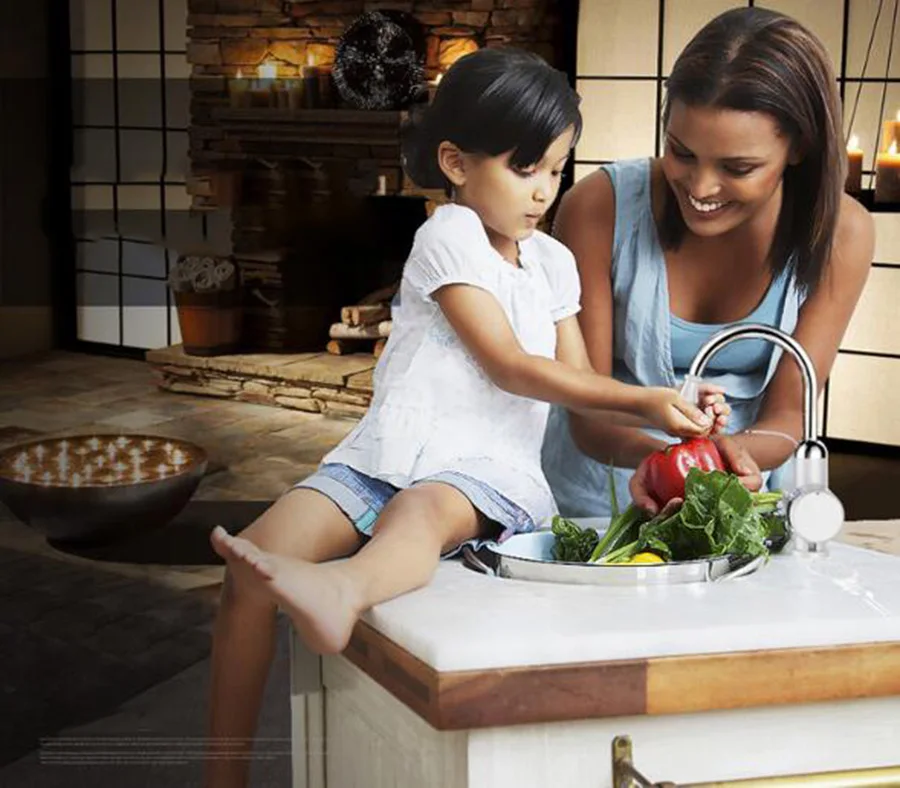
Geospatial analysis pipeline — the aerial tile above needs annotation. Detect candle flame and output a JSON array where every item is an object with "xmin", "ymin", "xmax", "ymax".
[
  {"xmin": 258, "ymin": 61, "xmax": 277, "ymax": 80},
  {"xmin": 306, "ymin": 51, "xmax": 316, "ymax": 67},
  {"xmin": 236, "ymin": 68, "xmax": 244, "ymax": 79},
  {"xmin": 891, "ymin": 141, "xmax": 898, "ymax": 156},
  {"xmin": 848, "ymin": 135, "xmax": 861, "ymax": 152}
]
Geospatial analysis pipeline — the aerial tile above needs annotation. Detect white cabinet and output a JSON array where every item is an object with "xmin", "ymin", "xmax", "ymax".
[{"xmin": 291, "ymin": 650, "xmax": 900, "ymax": 788}]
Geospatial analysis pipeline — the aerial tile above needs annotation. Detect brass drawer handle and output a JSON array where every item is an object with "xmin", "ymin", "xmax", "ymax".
[{"xmin": 612, "ymin": 736, "xmax": 900, "ymax": 788}]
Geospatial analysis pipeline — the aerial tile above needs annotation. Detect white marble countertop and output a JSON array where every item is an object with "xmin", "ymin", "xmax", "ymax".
[{"xmin": 361, "ymin": 522, "xmax": 900, "ymax": 673}]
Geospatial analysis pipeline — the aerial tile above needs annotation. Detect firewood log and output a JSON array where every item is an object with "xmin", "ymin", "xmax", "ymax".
[
  {"xmin": 326, "ymin": 339, "xmax": 352, "ymax": 355},
  {"xmin": 328, "ymin": 320, "xmax": 392, "ymax": 340},
  {"xmin": 340, "ymin": 304, "xmax": 392, "ymax": 326}
]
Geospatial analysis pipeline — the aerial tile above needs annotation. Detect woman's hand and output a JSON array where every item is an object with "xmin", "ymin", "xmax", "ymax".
[
  {"xmin": 712, "ymin": 434, "xmax": 762, "ymax": 492},
  {"xmin": 628, "ymin": 432, "xmax": 762, "ymax": 514}
]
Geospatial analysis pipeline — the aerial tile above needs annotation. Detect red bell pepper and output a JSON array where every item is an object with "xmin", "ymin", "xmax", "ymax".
[{"xmin": 645, "ymin": 437, "xmax": 725, "ymax": 505}]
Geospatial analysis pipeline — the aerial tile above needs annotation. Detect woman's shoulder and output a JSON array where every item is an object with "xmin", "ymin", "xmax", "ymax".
[
  {"xmin": 832, "ymin": 193, "xmax": 875, "ymax": 271},
  {"xmin": 556, "ymin": 158, "xmax": 656, "ymax": 240}
]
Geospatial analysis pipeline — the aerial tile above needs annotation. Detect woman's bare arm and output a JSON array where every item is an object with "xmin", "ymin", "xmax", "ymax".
[{"xmin": 552, "ymin": 169, "xmax": 669, "ymax": 467}]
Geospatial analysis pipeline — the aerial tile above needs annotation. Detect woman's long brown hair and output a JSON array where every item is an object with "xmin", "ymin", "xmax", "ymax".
[{"xmin": 659, "ymin": 7, "xmax": 845, "ymax": 295}]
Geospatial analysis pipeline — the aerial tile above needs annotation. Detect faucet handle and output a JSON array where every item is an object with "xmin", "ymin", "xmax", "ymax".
[{"xmin": 788, "ymin": 487, "xmax": 845, "ymax": 548}]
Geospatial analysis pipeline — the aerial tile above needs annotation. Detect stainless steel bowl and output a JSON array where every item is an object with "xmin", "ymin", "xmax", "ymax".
[{"xmin": 462, "ymin": 519, "xmax": 765, "ymax": 585}]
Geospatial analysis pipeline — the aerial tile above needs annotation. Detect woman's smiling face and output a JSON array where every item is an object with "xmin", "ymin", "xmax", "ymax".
[{"xmin": 661, "ymin": 100, "xmax": 796, "ymax": 237}]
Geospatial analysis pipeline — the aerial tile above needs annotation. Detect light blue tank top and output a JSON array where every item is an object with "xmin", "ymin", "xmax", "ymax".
[
  {"xmin": 541, "ymin": 158, "xmax": 805, "ymax": 517},
  {"xmin": 670, "ymin": 270, "xmax": 790, "ymax": 373}
]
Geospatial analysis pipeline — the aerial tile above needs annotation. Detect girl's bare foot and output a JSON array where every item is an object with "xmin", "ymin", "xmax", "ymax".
[{"xmin": 210, "ymin": 526, "xmax": 361, "ymax": 655}]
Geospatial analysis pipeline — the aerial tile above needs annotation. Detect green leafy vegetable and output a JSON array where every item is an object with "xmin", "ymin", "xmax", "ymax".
[
  {"xmin": 550, "ymin": 468, "xmax": 790, "ymax": 565},
  {"xmin": 602, "ymin": 469, "xmax": 780, "ymax": 563},
  {"xmin": 550, "ymin": 515, "xmax": 599, "ymax": 563}
]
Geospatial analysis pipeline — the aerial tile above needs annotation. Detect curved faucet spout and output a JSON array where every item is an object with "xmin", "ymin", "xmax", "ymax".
[
  {"xmin": 686, "ymin": 322, "xmax": 818, "ymax": 444},
  {"xmin": 685, "ymin": 322, "xmax": 845, "ymax": 549}
]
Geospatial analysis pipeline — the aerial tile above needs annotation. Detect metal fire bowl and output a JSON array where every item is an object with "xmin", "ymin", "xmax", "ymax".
[{"xmin": 0, "ymin": 434, "xmax": 208, "ymax": 546}]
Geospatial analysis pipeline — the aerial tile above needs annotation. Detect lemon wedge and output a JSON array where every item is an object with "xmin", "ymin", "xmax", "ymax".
[{"xmin": 629, "ymin": 552, "xmax": 665, "ymax": 564}]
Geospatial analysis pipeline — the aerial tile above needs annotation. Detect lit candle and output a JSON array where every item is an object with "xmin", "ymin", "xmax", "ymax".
[
  {"xmin": 875, "ymin": 140, "xmax": 900, "ymax": 204},
  {"xmin": 880, "ymin": 109, "xmax": 900, "ymax": 154},
  {"xmin": 250, "ymin": 61, "xmax": 277, "ymax": 107},
  {"xmin": 301, "ymin": 51, "xmax": 321, "ymax": 109},
  {"xmin": 230, "ymin": 68, "xmax": 250, "ymax": 109}
]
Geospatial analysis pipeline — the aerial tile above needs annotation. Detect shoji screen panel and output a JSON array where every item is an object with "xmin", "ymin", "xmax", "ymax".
[{"xmin": 69, "ymin": 0, "xmax": 195, "ymax": 351}]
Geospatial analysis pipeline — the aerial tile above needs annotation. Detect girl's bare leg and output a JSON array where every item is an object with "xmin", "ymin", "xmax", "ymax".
[
  {"xmin": 211, "ymin": 482, "xmax": 488, "ymax": 657},
  {"xmin": 204, "ymin": 488, "xmax": 361, "ymax": 788}
]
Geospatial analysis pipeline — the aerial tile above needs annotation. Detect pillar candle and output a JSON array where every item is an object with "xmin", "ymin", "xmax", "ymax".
[
  {"xmin": 875, "ymin": 141, "xmax": 900, "ymax": 203},
  {"xmin": 881, "ymin": 109, "xmax": 900, "ymax": 153},
  {"xmin": 845, "ymin": 136, "xmax": 863, "ymax": 195},
  {"xmin": 229, "ymin": 69, "xmax": 249, "ymax": 108},
  {"xmin": 301, "ymin": 64, "xmax": 321, "ymax": 109},
  {"xmin": 317, "ymin": 66, "xmax": 334, "ymax": 108}
]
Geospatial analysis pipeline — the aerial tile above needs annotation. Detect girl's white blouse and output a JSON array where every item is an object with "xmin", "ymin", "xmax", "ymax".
[{"xmin": 322, "ymin": 203, "xmax": 581, "ymax": 526}]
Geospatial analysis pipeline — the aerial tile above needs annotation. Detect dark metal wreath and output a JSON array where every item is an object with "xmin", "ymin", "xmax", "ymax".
[{"xmin": 332, "ymin": 10, "xmax": 425, "ymax": 111}]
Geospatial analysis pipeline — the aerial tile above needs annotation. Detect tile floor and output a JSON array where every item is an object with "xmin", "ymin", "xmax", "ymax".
[{"xmin": 0, "ymin": 350, "xmax": 356, "ymax": 594}]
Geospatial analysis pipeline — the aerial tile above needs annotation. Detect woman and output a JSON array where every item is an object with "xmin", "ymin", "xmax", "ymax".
[{"xmin": 542, "ymin": 7, "xmax": 874, "ymax": 516}]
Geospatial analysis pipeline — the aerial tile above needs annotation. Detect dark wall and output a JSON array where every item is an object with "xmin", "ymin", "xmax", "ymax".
[{"xmin": 0, "ymin": 0, "xmax": 57, "ymax": 357}]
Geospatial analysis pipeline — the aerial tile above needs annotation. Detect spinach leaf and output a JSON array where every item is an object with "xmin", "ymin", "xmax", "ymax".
[{"xmin": 551, "ymin": 515, "xmax": 599, "ymax": 563}]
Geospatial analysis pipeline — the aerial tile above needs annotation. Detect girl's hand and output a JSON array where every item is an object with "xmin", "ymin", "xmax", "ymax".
[
  {"xmin": 712, "ymin": 434, "xmax": 763, "ymax": 492},
  {"xmin": 696, "ymin": 384, "xmax": 731, "ymax": 434},
  {"xmin": 639, "ymin": 387, "xmax": 713, "ymax": 438}
]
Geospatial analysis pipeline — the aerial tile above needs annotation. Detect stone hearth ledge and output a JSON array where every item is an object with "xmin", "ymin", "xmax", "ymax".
[{"xmin": 146, "ymin": 344, "xmax": 374, "ymax": 419}]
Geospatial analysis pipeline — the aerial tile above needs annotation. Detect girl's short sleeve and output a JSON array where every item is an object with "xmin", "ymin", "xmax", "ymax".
[
  {"xmin": 404, "ymin": 207, "xmax": 501, "ymax": 303},
  {"xmin": 547, "ymin": 245, "xmax": 581, "ymax": 322}
]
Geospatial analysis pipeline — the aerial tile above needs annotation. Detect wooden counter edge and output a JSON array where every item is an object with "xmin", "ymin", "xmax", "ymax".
[{"xmin": 344, "ymin": 623, "xmax": 900, "ymax": 730}]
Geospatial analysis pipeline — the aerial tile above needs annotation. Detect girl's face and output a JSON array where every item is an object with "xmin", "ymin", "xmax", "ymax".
[
  {"xmin": 452, "ymin": 126, "xmax": 576, "ymax": 261},
  {"xmin": 661, "ymin": 101, "xmax": 795, "ymax": 238}
]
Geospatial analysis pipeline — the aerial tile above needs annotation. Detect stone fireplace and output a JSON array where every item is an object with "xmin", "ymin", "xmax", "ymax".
[
  {"xmin": 147, "ymin": 0, "xmax": 570, "ymax": 416},
  {"xmin": 182, "ymin": 0, "xmax": 569, "ymax": 352}
]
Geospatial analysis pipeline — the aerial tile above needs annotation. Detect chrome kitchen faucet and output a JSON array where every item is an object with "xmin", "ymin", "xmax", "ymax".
[{"xmin": 685, "ymin": 323, "xmax": 845, "ymax": 552}]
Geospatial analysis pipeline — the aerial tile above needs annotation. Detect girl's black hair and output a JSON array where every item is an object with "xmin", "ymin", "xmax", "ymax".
[
  {"xmin": 401, "ymin": 47, "xmax": 582, "ymax": 193},
  {"xmin": 660, "ymin": 7, "xmax": 845, "ymax": 295}
]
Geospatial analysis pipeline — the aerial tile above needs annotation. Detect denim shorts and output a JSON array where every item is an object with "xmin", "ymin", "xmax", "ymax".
[{"xmin": 293, "ymin": 463, "xmax": 534, "ymax": 549}]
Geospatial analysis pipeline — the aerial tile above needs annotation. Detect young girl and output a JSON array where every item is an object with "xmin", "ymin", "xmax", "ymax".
[{"xmin": 206, "ymin": 47, "xmax": 723, "ymax": 788}]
